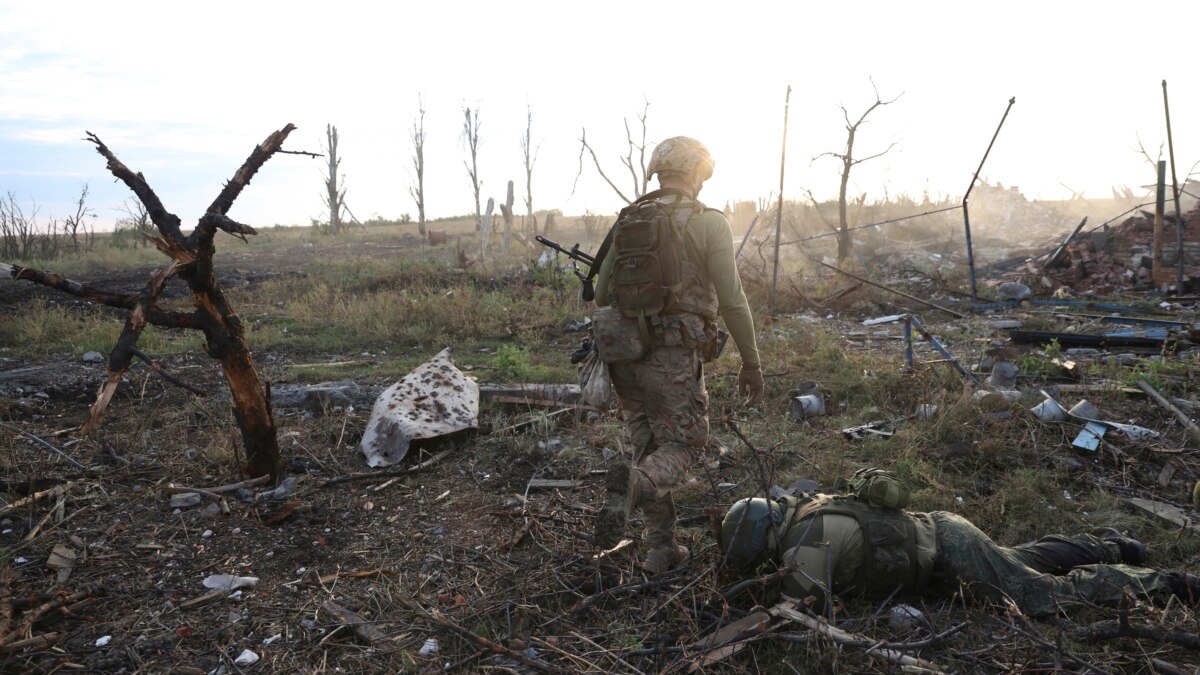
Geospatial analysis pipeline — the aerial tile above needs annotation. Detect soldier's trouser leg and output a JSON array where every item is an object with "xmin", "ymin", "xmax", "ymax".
[
  {"xmin": 933, "ymin": 512, "xmax": 1179, "ymax": 617},
  {"xmin": 1010, "ymin": 534, "xmax": 1122, "ymax": 574},
  {"xmin": 609, "ymin": 344, "xmax": 708, "ymax": 547}
]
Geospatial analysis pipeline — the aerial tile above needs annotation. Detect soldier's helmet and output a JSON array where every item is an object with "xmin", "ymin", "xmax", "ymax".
[
  {"xmin": 720, "ymin": 497, "xmax": 784, "ymax": 568},
  {"xmin": 647, "ymin": 136, "xmax": 715, "ymax": 183}
]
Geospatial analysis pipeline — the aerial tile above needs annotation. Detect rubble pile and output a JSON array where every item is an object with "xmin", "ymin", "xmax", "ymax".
[{"xmin": 1006, "ymin": 207, "xmax": 1200, "ymax": 295}]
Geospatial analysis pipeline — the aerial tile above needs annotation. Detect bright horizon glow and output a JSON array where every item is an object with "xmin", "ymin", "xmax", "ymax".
[{"xmin": 1, "ymin": 1, "xmax": 1197, "ymax": 231}]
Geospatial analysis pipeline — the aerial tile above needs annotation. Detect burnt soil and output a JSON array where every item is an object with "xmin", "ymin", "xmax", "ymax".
[{"xmin": 2, "ymin": 238, "xmax": 1200, "ymax": 674}]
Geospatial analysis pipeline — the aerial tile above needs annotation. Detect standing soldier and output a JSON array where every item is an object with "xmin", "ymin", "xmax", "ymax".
[{"xmin": 590, "ymin": 136, "xmax": 763, "ymax": 574}]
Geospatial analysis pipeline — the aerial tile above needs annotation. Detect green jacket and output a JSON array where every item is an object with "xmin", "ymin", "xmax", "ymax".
[
  {"xmin": 593, "ymin": 194, "xmax": 760, "ymax": 368},
  {"xmin": 775, "ymin": 495, "xmax": 938, "ymax": 603}
]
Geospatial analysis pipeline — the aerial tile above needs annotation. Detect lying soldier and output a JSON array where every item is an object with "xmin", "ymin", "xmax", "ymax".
[{"xmin": 720, "ymin": 470, "xmax": 1198, "ymax": 618}]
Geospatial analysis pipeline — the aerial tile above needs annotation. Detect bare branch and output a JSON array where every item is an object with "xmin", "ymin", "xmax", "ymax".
[
  {"xmin": 85, "ymin": 131, "xmax": 184, "ymax": 241},
  {"xmin": 83, "ymin": 261, "xmax": 181, "ymax": 435},
  {"xmin": 576, "ymin": 129, "xmax": 633, "ymax": 204},
  {"xmin": 849, "ymin": 141, "xmax": 900, "ymax": 167},
  {"xmin": 206, "ymin": 124, "xmax": 299, "ymax": 218},
  {"xmin": 130, "ymin": 348, "xmax": 208, "ymax": 396}
]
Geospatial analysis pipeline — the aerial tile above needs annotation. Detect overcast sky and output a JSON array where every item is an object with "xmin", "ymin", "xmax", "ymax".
[{"xmin": 1, "ymin": 1, "xmax": 1196, "ymax": 231}]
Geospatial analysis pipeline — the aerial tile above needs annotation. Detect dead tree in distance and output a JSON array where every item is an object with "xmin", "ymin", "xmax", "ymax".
[
  {"xmin": 409, "ymin": 98, "xmax": 427, "ymax": 236},
  {"xmin": 322, "ymin": 123, "xmax": 347, "ymax": 235},
  {"xmin": 573, "ymin": 98, "xmax": 651, "ymax": 205},
  {"xmin": 3, "ymin": 125, "xmax": 312, "ymax": 483},
  {"xmin": 813, "ymin": 80, "xmax": 902, "ymax": 264},
  {"xmin": 521, "ymin": 105, "xmax": 539, "ymax": 236},
  {"xmin": 500, "ymin": 180, "xmax": 515, "ymax": 253},
  {"xmin": 462, "ymin": 105, "xmax": 483, "ymax": 232}
]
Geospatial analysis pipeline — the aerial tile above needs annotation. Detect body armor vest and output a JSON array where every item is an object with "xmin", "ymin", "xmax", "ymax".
[{"xmin": 780, "ymin": 494, "xmax": 932, "ymax": 598}]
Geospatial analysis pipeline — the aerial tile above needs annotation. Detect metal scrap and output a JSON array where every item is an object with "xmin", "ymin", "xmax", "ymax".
[{"xmin": 359, "ymin": 348, "xmax": 479, "ymax": 467}]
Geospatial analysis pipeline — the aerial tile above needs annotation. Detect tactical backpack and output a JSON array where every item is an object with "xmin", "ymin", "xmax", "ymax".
[{"xmin": 606, "ymin": 189, "xmax": 694, "ymax": 341}]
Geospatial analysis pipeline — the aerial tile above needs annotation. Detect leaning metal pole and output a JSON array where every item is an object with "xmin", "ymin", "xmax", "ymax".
[
  {"xmin": 769, "ymin": 84, "xmax": 792, "ymax": 312},
  {"xmin": 1162, "ymin": 80, "xmax": 1185, "ymax": 292},
  {"xmin": 962, "ymin": 96, "xmax": 1016, "ymax": 301}
]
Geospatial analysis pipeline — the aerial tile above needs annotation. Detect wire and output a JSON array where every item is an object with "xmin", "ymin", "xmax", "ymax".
[{"xmin": 778, "ymin": 204, "xmax": 963, "ymax": 246}]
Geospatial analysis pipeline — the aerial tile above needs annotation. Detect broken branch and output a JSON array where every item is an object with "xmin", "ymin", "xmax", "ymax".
[{"xmin": 1137, "ymin": 379, "xmax": 1200, "ymax": 445}]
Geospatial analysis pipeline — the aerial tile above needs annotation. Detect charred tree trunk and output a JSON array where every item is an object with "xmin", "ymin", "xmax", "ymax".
[
  {"xmin": 500, "ymin": 180, "xmax": 514, "ymax": 253},
  {"xmin": 5, "ymin": 126, "xmax": 307, "ymax": 484}
]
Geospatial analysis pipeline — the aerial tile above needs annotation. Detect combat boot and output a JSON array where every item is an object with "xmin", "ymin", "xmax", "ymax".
[
  {"xmin": 643, "ymin": 544, "xmax": 689, "ymax": 575},
  {"xmin": 1168, "ymin": 572, "xmax": 1200, "ymax": 606},
  {"xmin": 594, "ymin": 463, "xmax": 641, "ymax": 549},
  {"xmin": 641, "ymin": 492, "xmax": 686, "ymax": 574},
  {"xmin": 1093, "ymin": 527, "xmax": 1149, "ymax": 565}
]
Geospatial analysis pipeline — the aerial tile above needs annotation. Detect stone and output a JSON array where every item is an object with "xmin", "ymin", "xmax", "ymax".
[
  {"xmin": 82, "ymin": 351, "xmax": 105, "ymax": 363},
  {"xmin": 995, "ymin": 282, "xmax": 1031, "ymax": 301},
  {"xmin": 270, "ymin": 381, "xmax": 365, "ymax": 413},
  {"xmin": 169, "ymin": 492, "xmax": 202, "ymax": 510}
]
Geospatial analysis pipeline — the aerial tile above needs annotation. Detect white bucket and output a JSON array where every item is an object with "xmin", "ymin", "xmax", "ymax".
[{"xmin": 790, "ymin": 394, "xmax": 825, "ymax": 420}]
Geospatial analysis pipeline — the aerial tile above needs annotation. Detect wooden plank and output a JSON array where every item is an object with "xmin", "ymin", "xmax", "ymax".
[
  {"xmin": 1127, "ymin": 498, "xmax": 1200, "ymax": 536},
  {"xmin": 686, "ymin": 611, "xmax": 771, "ymax": 671},
  {"xmin": 525, "ymin": 479, "xmax": 581, "ymax": 491}
]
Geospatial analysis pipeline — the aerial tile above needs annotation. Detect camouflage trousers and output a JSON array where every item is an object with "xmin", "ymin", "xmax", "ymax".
[
  {"xmin": 609, "ymin": 344, "xmax": 708, "ymax": 549},
  {"xmin": 932, "ymin": 512, "xmax": 1179, "ymax": 617}
]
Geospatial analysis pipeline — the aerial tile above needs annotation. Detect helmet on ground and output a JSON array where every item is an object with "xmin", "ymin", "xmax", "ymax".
[
  {"xmin": 647, "ymin": 136, "xmax": 715, "ymax": 184},
  {"xmin": 720, "ymin": 497, "xmax": 784, "ymax": 568}
]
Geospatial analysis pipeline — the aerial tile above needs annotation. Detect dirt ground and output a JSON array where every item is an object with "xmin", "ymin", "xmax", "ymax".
[{"xmin": 3, "ymin": 232, "xmax": 1200, "ymax": 674}]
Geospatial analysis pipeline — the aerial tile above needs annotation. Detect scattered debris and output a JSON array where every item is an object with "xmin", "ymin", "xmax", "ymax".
[
  {"xmin": 202, "ymin": 575, "xmax": 259, "ymax": 591},
  {"xmin": 789, "ymin": 393, "xmax": 825, "ymax": 420},
  {"xmin": 322, "ymin": 600, "xmax": 389, "ymax": 645},
  {"xmin": 359, "ymin": 348, "xmax": 479, "ymax": 467},
  {"xmin": 270, "ymin": 380, "xmax": 365, "ymax": 413},
  {"xmin": 525, "ymin": 478, "xmax": 581, "ymax": 491},
  {"xmin": 45, "ymin": 544, "xmax": 78, "ymax": 584},
  {"xmin": 1126, "ymin": 497, "xmax": 1199, "ymax": 536},
  {"xmin": 234, "ymin": 649, "xmax": 260, "ymax": 667},
  {"xmin": 1072, "ymin": 421, "xmax": 1108, "ymax": 452}
]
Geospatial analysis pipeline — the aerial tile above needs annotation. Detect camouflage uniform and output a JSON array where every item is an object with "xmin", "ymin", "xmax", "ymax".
[
  {"xmin": 608, "ymin": 313, "xmax": 710, "ymax": 552},
  {"xmin": 593, "ymin": 189, "xmax": 760, "ymax": 562},
  {"xmin": 932, "ymin": 512, "xmax": 1180, "ymax": 617},
  {"xmin": 772, "ymin": 505, "xmax": 1181, "ymax": 618}
]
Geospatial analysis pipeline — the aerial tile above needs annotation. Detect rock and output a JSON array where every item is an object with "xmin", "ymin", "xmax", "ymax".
[
  {"xmin": 537, "ymin": 438, "xmax": 564, "ymax": 453},
  {"xmin": 988, "ymin": 319, "xmax": 1022, "ymax": 330},
  {"xmin": 985, "ymin": 361, "xmax": 1019, "ymax": 389},
  {"xmin": 888, "ymin": 604, "xmax": 924, "ymax": 631},
  {"xmin": 995, "ymin": 282, "xmax": 1032, "ymax": 301},
  {"xmin": 170, "ymin": 492, "xmax": 202, "ymax": 510},
  {"xmin": 82, "ymin": 351, "xmax": 105, "ymax": 364},
  {"xmin": 600, "ymin": 447, "xmax": 617, "ymax": 461},
  {"xmin": 234, "ymin": 649, "xmax": 260, "ymax": 667},
  {"xmin": 271, "ymin": 381, "xmax": 365, "ymax": 413}
]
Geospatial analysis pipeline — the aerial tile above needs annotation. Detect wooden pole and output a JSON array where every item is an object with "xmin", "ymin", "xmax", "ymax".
[
  {"xmin": 1162, "ymin": 80, "xmax": 1185, "ymax": 292},
  {"xmin": 769, "ymin": 85, "xmax": 792, "ymax": 313},
  {"xmin": 1153, "ymin": 160, "xmax": 1165, "ymax": 282}
]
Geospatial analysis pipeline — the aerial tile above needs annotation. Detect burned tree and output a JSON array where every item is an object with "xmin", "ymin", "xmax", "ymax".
[
  {"xmin": 322, "ymin": 123, "xmax": 347, "ymax": 235},
  {"xmin": 521, "ymin": 105, "xmax": 539, "ymax": 235},
  {"xmin": 462, "ymin": 105, "xmax": 483, "ymax": 232},
  {"xmin": 3, "ymin": 125, "xmax": 309, "ymax": 483},
  {"xmin": 573, "ymin": 98, "xmax": 650, "ymax": 205},
  {"xmin": 409, "ymin": 98, "xmax": 428, "ymax": 237},
  {"xmin": 500, "ymin": 180, "xmax": 515, "ymax": 253},
  {"xmin": 814, "ymin": 80, "xmax": 902, "ymax": 264}
]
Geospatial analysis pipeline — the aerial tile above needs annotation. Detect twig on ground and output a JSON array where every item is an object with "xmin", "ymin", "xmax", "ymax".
[
  {"xmin": 0, "ymin": 422, "xmax": 87, "ymax": 471},
  {"xmin": 319, "ymin": 448, "xmax": 453, "ymax": 488}
]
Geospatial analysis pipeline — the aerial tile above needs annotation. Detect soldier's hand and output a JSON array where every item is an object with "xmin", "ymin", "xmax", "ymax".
[{"xmin": 737, "ymin": 363, "xmax": 765, "ymax": 404}]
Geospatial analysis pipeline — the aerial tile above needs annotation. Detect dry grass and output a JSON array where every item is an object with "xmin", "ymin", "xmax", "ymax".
[{"xmin": 0, "ymin": 223, "xmax": 1198, "ymax": 673}]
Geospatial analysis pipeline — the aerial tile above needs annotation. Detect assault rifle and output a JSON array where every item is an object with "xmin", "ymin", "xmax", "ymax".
[{"xmin": 535, "ymin": 235, "xmax": 602, "ymax": 301}]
